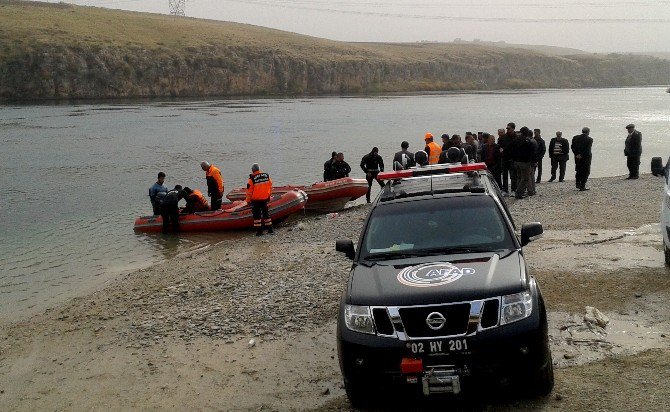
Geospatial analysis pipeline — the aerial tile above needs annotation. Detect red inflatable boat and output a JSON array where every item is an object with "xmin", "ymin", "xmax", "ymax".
[
  {"xmin": 226, "ymin": 177, "xmax": 368, "ymax": 212},
  {"xmin": 134, "ymin": 189, "xmax": 307, "ymax": 233}
]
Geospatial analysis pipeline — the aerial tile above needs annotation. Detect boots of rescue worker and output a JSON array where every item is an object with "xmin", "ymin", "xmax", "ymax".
[{"xmin": 263, "ymin": 216, "xmax": 273, "ymax": 234}]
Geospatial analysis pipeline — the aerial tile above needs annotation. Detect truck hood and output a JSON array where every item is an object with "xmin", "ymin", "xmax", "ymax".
[{"xmin": 348, "ymin": 250, "xmax": 526, "ymax": 306}]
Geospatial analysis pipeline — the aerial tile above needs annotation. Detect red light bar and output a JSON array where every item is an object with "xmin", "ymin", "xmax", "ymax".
[{"xmin": 378, "ymin": 163, "xmax": 488, "ymax": 180}]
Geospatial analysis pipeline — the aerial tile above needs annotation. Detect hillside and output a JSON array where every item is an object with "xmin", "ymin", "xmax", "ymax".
[{"xmin": 1, "ymin": 1, "xmax": 670, "ymax": 100}]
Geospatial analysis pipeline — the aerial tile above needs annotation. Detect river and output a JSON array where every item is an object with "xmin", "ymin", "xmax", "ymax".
[{"xmin": 1, "ymin": 87, "xmax": 668, "ymax": 321}]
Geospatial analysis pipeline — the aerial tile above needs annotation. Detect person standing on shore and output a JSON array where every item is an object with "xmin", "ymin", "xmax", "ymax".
[
  {"xmin": 527, "ymin": 128, "xmax": 538, "ymax": 196},
  {"xmin": 392, "ymin": 141, "xmax": 416, "ymax": 170},
  {"xmin": 149, "ymin": 172, "xmax": 167, "ymax": 215},
  {"xmin": 161, "ymin": 185, "xmax": 183, "ymax": 234},
  {"xmin": 330, "ymin": 153, "xmax": 351, "ymax": 180},
  {"xmin": 201, "ymin": 161, "xmax": 224, "ymax": 211},
  {"xmin": 548, "ymin": 131, "xmax": 570, "ymax": 182},
  {"xmin": 481, "ymin": 133, "xmax": 502, "ymax": 189},
  {"xmin": 499, "ymin": 123, "xmax": 517, "ymax": 195},
  {"xmin": 463, "ymin": 133, "xmax": 478, "ymax": 163},
  {"xmin": 245, "ymin": 163, "xmax": 274, "ymax": 236},
  {"xmin": 533, "ymin": 129, "xmax": 546, "ymax": 183},
  {"xmin": 424, "ymin": 133, "xmax": 442, "ymax": 165},
  {"xmin": 360, "ymin": 147, "xmax": 385, "ymax": 203},
  {"xmin": 624, "ymin": 124, "xmax": 642, "ymax": 179},
  {"xmin": 323, "ymin": 151, "xmax": 337, "ymax": 181},
  {"xmin": 572, "ymin": 127, "xmax": 593, "ymax": 191},
  {"xmin": 439, "ymin": 135, "xmax": 468, "ymax": 164},
  {"xmin": 440, "ymin": 134, "xmax": 451, "ymax": 151},
  {"xmin": 511, "ymin": 127, "xmax": 535, "ymax": 199}
]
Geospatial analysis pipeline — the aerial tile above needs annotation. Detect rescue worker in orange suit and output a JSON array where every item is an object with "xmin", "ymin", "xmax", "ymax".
[
  {"xmin": 424, "ymin": 133, "xmax": 442, "ymax": 165},
  {"xmin": 181, "ymin": 187, "xmax": 210, "ymax": 213},
  {"xmin": 201, "ymin": 161, "xmax": 224, "ymax": 211},
  {"xmin": 245, "ymin": 163, "xmax": 274, "ymax": 236}
]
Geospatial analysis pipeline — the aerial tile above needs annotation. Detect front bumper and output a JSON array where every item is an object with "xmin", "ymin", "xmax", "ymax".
[{"xmin": 337, "ymin": 300, "xmax": 550, "ymax": 393}]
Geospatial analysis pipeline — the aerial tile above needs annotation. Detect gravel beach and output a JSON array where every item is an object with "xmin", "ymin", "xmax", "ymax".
[{"xmin": 1, "ymin": 173, "xmax": 669, "ymax": 411}]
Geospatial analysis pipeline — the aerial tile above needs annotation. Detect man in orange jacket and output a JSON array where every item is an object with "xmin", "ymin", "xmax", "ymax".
[
  {"xmin": 424, "ymin": 132, "xmax": 442, "ymax": 165},
  {"xmin": 181, "ymin": 187, "xmax": 210, "ymax": 213},
  {"xmin": 245, "ymin": 163, "xmax": 273, "ymax": 236},
  {"xmin": 201, "ymin": 161, "xmax": 224, "ymax": 211}
]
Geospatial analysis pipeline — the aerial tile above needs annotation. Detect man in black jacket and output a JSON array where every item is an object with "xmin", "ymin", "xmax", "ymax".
[
  {"xmin": 548, "ymin": 131, "xmax": 570, "ymax": 182},
  {"xmin": 533, "ymin": 129, "xmax": 547, "ymax": 183},
  {"xmin": 323, "ymin": 151, "xmax": 337, "ymax": 181},
  {"xmin": 161, "ymin": 185, "xmax": 183, "ymax": 234},
  {"xmin": 481, "ymin": 133, "xmax": 502, "ymax": 189},
  {"xmin": 572, "ymin": 127, "xmax": 593, "ymax": 191},
  {"xmin": 360, "ymin": 147, "xmax": 385, "ymax": 203},
  {"xmin": 392, "ymin": 141, "xmax": 416, "ymax": 170},
  {"xmin": 624, "ymin": 124, "xmax": 642, "ymax": 179},
  {"xmin": 511, "ymin": 126, "xmax": 535, "ymax": 199},
  {"xmin": 330, "ymin": 153, "xmax": 351, "ymax": 180},
  {"xmin": 499, "ymin": 123, "xmax": 517, "ymax": 194}
]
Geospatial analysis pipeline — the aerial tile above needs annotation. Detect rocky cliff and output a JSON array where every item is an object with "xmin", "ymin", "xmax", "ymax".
[{"xmin": 1, "ymin": 2, "xmax": 669, "ymax": 100}]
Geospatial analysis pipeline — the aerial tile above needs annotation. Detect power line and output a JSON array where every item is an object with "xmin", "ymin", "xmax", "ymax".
[{"xmin": 220, "ymin": 0, "xmax": 670, "ymax": 23}]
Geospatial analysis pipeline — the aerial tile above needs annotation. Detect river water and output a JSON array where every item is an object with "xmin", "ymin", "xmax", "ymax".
[{"xmin": 1, "ymin": 87, "xmax": 668, "ymax": 321}]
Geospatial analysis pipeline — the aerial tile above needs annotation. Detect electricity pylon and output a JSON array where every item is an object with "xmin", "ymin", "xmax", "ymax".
[{"xmin": 169, "ymin": 0, "xmax": 186, "ymax": 16}]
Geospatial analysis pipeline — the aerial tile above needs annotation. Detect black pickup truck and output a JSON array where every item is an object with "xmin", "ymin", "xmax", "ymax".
[{"xmin": 335, "ymin": 163, "xmax": 553, "ymax": 406}]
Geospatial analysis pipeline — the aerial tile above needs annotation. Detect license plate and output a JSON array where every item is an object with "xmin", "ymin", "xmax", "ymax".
[{"xmin": 406, "ymin": 338, "xmax": 470, "ymax": 356}]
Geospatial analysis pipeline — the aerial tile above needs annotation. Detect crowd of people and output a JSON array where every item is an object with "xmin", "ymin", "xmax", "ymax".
[
  {"xmin": 149, "ymin": 161, "xmax": 274, "ymax": 236},
  {"xmin": 149, "ymin": 122, "xmax": 642, "ymax": 234},
  {"xmin": 323, "ymin": 122, "xmax": 643, "ymax": 200}
]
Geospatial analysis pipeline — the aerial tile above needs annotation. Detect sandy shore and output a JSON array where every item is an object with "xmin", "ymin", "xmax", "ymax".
[{"xmin": 1, "ymin": 173, "xmax": 670, "ymax": 410}]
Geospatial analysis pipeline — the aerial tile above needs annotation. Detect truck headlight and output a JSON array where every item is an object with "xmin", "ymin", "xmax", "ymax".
[
  {"xmin": 344, "ymin": 305, "xmax": 375, "ymax": 334},
  {"xmin": 500, "ymin": 291, "xmax": 533, "ymax": 325}
]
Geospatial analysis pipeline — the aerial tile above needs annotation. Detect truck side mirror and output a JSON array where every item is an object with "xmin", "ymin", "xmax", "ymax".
[
  {"xmin": 336, "ymin": 239, "xmax": 355, "ymax": 260},
  {"xmin": 651, "ymin": 157, "xmax": 665, "ymax": 177},
  {"xmin": 521, "ymin": 223, "xmax": 543, "ymax": 246}
]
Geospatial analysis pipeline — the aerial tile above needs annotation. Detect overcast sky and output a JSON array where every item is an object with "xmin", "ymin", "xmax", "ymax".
[{"xmin": 48, "ymin": 0, "xmax": 670, "ymax": 52}]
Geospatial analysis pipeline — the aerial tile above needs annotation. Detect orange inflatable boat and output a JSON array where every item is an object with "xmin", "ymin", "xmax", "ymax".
[
  {"xmin": 134, "ymin": 189, "xmax": 307, "ymax": 233},
  {"xmin": 226, "ymin": 177, "xmax": 368, "ymax": 212}
]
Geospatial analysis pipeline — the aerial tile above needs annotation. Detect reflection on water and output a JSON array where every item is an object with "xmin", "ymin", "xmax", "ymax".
[{"xmin": 1, "ymin": 87, "xmax": 668, "ymax": 321}]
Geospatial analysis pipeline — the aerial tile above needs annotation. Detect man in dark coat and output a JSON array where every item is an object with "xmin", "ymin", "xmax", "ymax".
[
  {"xmin": 481, "ymin": 133, "xmax": 502, "ymax": 189},
  {"xmin": 161, "ymin": 185, "xmax": 183, "ymax": 234},
  {"xmin": 548, "ymin": 131, "xmax": 570, "ymax": 182},
  {"xmin": 360, "ymin": 147, "xmax": 385, "ymax": 203},
  {"xmin": 624, "ymin": 124, "xmax": 642, "ymax": 179},
  {"xmin": 323, "ymin": 151, "xmax": 337, "ymax": 181},
  {"xmin": 330, "ymin": 152, "xmax": 351, "ymax": 180},
  {"xmin": 533, "ymin": 129, "xmax": 546, "ymax": 183},
  {"xmin": 510, "ymin": 126, "xmax": 535, "ymax": 199},
  {"xmin": 392, "ymin": 141, "xmax": 416, "ymax": 170},
  {"xmin": 572, "ymin": 127, "xmax": 593, "ymax": 191},
  {"xmin": 498, "ymin": 122, "xmax": 517, "ymax": 194}
]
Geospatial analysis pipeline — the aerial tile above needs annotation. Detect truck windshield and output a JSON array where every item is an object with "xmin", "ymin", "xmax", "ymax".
[{"xmin": 360, "ymin": 196, "xmax": 516, "ymax": 260}]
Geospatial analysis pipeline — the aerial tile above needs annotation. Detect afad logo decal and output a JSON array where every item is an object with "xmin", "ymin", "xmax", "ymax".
[{"xmin": 397, "ymin": 262, "xmax": 476, "ymax": 288}]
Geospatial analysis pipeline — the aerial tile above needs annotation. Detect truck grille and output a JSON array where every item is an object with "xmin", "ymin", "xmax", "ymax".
[
  {"xmin": 480, "ymin": 299, "xmax": 500, "ymax": 329},
  {"xmin": 398, "ymin": 303, "xmax": 470, "ymax": 338},
  {"xmin": 372, "ymin": 308, "xmax": 395, "ymax": 335}
]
